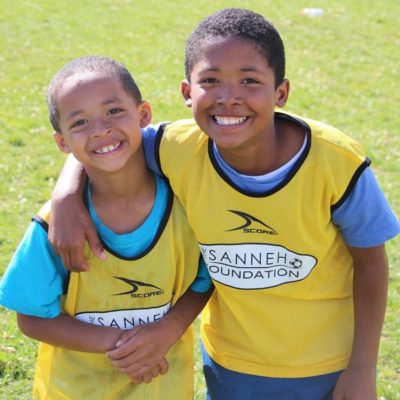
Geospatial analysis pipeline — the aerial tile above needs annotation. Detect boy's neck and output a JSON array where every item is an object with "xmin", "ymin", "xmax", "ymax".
[{"xmin": 84, "ymin": 154, "xmax": 156, "ymax": 234}]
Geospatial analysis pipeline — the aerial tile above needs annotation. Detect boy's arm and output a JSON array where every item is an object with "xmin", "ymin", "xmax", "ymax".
[
  {"xmin": 17, "ymin": 312, "xmax": 122, "ymax": 353},
  {"xmin": 333, "ymin": 244, "xmax": 388, "ymax": 400},
  {"xmin": 17, "ymin": 312, "xmax": 169, "ymax": 382},
  {"xmin": 49, "ymin": 154, "xmax": 104, "ymax": 271},
  {"xmin": 108, "ymin": 287, "xmax": 214, "ymax": 383}
]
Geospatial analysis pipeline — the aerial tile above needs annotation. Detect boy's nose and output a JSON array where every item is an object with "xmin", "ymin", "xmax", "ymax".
[
  {"xmin": 91, "ymin": 118, "xmax": 111, "ymax": 137},
  {"xmin": 216, "ymin": 85, "xmax": 243, "ymax": 107}
]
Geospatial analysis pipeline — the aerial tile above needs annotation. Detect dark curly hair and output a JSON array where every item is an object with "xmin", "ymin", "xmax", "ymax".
[
  {"xmin": 47, "ymin": 56, "xmax": 142, "ymax": 132},
  {"xmin": 185, "ymin": 8, "xmax": 285, "ymax": 87}
]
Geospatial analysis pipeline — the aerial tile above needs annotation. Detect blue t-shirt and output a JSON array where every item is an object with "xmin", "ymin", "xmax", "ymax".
[
  {"xmin": 142, "ymin": 123, "xmax": 399, "ymax": 247},
  {"xmin": 0, "ymin": 175, "xmax": 210, "ymax": 318}
]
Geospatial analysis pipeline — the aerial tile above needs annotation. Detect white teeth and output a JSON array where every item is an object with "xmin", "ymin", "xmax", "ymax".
[
  {"xmin": 94, "ymin": 142, "xmax": 121, "ymax": 154},
  {"xmin": 214, "ymin": 116, "xmax": 247, "ymax": 125}
]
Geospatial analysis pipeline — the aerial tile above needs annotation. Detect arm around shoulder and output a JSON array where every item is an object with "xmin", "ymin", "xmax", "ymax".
[{"xmin": 49, "ymin": 154, "xmax": 105, "ymax": 271}]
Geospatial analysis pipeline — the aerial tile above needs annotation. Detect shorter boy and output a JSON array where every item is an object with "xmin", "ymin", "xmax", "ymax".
[{"xmin": 0, "ymin": 56, "xmax": 210, "ymax": 399}]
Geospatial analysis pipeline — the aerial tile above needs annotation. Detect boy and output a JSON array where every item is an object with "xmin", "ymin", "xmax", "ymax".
[
  {"xmin": 0, "ymin": 56, "xmax": 211, "ymax": 399},
  {"xmin": 48, "ymin": 9, "xmax": 399, "ymax": 400}
]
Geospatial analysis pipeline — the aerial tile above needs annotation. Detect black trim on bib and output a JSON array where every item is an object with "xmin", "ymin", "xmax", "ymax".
[
  {"xmin": 32, "ymin": 214, "xmax": 70, "ymax": 294},
  {"xmin": 83, "ymin": 181, "xmax": 175, "ymax": 261},
  {"xmin": 155, "ymin": 122, "xmax": 170, "ymax": 177},
  {"xmin": 62, "ymin": 273, "xmax": 71, "ymax": 295},
  {"xmin": 331, "ymin": 158, "xmax": 371, "ymax": 212},
  {"xmin": 208, "ymin": 112, "xmax": 312, "ymax": 198},
  {"xmin": 32, "ymin": 215, "xmax": 49, "ymax": 232}
]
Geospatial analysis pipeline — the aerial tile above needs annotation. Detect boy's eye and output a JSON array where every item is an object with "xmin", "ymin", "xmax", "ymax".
[
  {"xmin": 70, "ymin": 119, "xmax": 87, "ymax": 129},
  {"xmin": 108, "ymin": 108, "xmax": 123, "ymax": 115},
  {"xmin": 243, "ymin": 78, "xmax": 260, "ymax": 84},
  {"xmin": 199, "ymin": 77, "xmax": 218, "ymax": 85}
]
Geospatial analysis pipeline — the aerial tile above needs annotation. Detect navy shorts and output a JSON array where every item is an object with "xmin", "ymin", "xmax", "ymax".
[{"xmin": 201, "ymin": 343, "xmax": 343, "ymax": 400}]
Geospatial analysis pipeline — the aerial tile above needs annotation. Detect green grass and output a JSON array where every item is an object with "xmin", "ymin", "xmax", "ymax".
[{"xmin": 0, "ymin": 0, "xmax": 399, "ymax": 398}]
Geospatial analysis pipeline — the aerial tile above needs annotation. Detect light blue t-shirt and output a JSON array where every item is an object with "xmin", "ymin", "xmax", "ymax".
[{"xmin": 0, "ymin": 175, "xmax": 210, "ymax": 318}]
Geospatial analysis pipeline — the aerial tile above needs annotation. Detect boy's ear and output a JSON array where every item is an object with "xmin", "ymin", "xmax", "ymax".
[
  {"xmin": 275, "ymin": 79, "xmax": 290, "ymax": 108},
  {"xmin": 53, "ymin": 132, "xmax": 71, "ymax": 153},
  {"xmin": 181, "ymin": 80, "xmax": 192, "ymax": 108},
  {"xmin": 139, "ymin": 101, "xmax": 152, "ymax": 128}
]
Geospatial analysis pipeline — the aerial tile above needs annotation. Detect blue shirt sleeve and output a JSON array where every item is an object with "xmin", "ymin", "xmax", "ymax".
[
  {"xmin": 0, "ymin": 221, "xmax": 68, "ymax": 318},
  {"xmin": 142, "ymin": 124, "xmax": 164, "ymax": 176},
  {"xmin": 332, "ymin": 168, "xmax": 400, "ymax": 247},
  {"xmin": 190, "ymin": 258, "xmax": 213, "ymax": 293}
]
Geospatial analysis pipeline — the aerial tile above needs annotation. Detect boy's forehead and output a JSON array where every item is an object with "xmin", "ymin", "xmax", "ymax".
[
  {"xmin": 58, "ymin": 71, "xmax": 116, "ymax": 94},
  {"xmin": 55, "ymin": 72, "xmax": 126, "ymax": 110},
  {"xmin": 55, "ymin": 72, "xmax": 128, "ymax": 119},
  {"xmin": 192, "ymin": 36, "xmax": 269, "ymax": 71}
]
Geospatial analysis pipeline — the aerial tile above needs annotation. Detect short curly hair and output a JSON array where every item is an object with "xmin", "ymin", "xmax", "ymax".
[
  {"xmin": 47, "ymin": 56, "xmax": 142, "ymax": 132},
  {"xmin": 185, "ymin": 8, "xmax": 285, "ymax": 87}
]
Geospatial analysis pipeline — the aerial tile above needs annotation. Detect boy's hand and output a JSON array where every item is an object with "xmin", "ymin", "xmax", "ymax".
[
  {"xmin": 107, "ymin": 320, "xmax": 177, "ymax": 380},
  {"xmin": 333, "ymin": 366, "xmax": 377, "ymax": 400},
  {"xmin": 49, "ymin": 193, "xmax": 105, "ymax": 271},
  {"xmin": 126, "ymin": 358, "xmax": 169, "ymax": 384},
  {"xmin": 48, "ymin": 154, "xmax": 105, "ymax": 271}
]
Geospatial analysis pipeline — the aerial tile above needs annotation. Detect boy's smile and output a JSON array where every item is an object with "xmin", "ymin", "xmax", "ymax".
[
  {"xmin": 214, "ymin": 116, "xmax": 247, "ymax": 126},
  {"xmin": 182, "ymin": 36, "xmax": 289, "ymax": 174},
  {"xmin": 54, "ymin": 72, "xmax": 151, "ymax": 175},
  {"xmin": 93, "ymin": 142, "xmax": 122, "ymax": 154}
]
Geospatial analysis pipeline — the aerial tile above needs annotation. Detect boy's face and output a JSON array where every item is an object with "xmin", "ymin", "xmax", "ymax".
[
  {"xmin": 54, "ymin": 72, "xmax": 151, "ymax": 174},
  {"xmin": 182, "ymin": 36, "xmax": 289, "ymax": 157}
]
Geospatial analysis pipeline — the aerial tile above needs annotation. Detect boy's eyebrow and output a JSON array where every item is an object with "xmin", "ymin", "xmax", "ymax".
[
  {"xmin": 65, "ymin": 109, "xmax": 84, "ymax": 120},
  {"xmin": 197, "ymin": 67, "xmax": 219, "ymax": 73},
  {"xmin": 197, "ymin": 66, "xmax": 264, "ymax": 73},
  {"xmin": 101, "ymin": 97, "xmax": 124, "ymax": 105},
  {"xmin": 240, "ymin": 67, "xmax": 263, "ymax": 72},
  {"xmin": 64, "ymin": 97, "xmax": 124, "ymax": 120}
]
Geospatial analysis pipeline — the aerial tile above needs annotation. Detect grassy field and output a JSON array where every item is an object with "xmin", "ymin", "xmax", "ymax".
[{"xmin": 0, "ymin": 0, "xmax": 399, "ymax": 398}]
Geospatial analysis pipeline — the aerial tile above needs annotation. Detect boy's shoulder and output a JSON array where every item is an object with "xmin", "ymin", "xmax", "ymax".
[
  {"xmin": 163, "ymin": 118, "xmax": 205, "ymax": 142},
  {"xmin": 279, "ymin": 110, "xmax": 367, "ymax": 161}
]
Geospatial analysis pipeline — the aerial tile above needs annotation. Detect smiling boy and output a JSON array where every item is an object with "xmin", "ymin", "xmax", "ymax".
[{"xmin": 0, "ymin": 56, "xmax": 211, "ymax": 399}]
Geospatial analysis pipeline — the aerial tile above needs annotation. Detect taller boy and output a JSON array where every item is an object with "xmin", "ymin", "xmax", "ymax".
[
  {"xmin": 51, "ymin": 8, "xmax": 399, "ymax": 400},
  {"xmin": 158, "ymin": 9, "xmax": 398, "ymax": 399}
]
